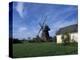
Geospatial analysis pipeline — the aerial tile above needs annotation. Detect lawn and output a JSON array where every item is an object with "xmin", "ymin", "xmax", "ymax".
[{"xmin": 13, "ymin": 42, "xmax": 78, "ymax": 58}]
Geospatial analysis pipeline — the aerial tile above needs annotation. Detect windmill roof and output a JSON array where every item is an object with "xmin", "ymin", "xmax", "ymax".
[{"xmin": 56, "ymin": 24, "xmax": 78, "ymax": 35}]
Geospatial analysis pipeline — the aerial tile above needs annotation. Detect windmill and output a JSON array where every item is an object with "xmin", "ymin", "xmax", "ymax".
[{"xmin": 37, "ymin": 15, "xmax": 50, "ymax": 42}]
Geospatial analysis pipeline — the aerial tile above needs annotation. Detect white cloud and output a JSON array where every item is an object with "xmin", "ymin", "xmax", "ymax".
[
  {"xmin": 16, "ymin": 27, "xmax": 36, "ymax": 39},
  {"xmin": 16, "ymin": 2, "xmax": 24, "ymax": 18},
  {"xmin": 18, "ymin": 27, "xmax": 27, "ymax": 32}
]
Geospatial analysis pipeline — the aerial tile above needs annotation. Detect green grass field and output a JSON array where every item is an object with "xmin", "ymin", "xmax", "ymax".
[{"xmin": 13, "ymin": 42, "xmax": 78, "ymax": 58}]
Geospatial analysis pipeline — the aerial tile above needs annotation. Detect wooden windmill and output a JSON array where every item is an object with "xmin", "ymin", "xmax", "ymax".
[{"xmin": 37, "ymin": 15, "xmax": 50, "ymax": 42}]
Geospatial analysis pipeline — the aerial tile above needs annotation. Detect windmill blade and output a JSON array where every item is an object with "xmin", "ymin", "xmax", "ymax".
[
  {"xmin": 37, "ymin": 27, "xmax": 42, "ymax": 36},
  {"xmin": 39, "ymin": 15, "xmax": 47, "ymax": 28},
  {"xmin": 42, "ymin": 15, "xmax": 47, "ymax": 27},
  {"xmin": 37, "ymin": 15, "xmax": 48, "ymax": 36},
  {"xmin": 39, "ymin": 23, "xmax": 42, "ymax": 27}
]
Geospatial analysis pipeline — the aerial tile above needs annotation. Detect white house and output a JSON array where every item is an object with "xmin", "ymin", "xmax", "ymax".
[{"xmin": 56, "ymin": 24, "xmax": 78, "ymax": 43}]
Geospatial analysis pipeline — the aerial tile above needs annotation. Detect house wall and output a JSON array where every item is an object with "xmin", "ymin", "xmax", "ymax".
[
  {"xmin": 56, "ymin": 35, "xmax": 62, "ymax": 43},
  {"xmin": 56, "ymin": 32, "xmax": 78, "ymax": 43},
  {"xmin": 70, "ymin": 33, "xmax": 78, "ymax": 42}
]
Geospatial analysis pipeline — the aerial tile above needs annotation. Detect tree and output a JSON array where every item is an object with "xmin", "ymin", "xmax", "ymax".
[{"xmin": 61, "ymin": 32, "xmax": 70, "ymax": 45}]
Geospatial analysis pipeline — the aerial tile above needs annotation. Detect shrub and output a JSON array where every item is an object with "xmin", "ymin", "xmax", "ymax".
[{"xmin": 61, "ymin": 32, "xmax": 70, "ymax": 45}]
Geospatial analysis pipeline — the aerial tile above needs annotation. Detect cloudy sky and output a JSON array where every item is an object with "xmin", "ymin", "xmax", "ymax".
[{"xmin": 10, "ymin": 2, "xmax": 78, "ymax": 39}]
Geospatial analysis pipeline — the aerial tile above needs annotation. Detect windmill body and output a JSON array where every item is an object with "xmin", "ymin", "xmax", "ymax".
[
  {"xmin": 37, "ymin": 15, "xmax": 50, "ymax": 42},
  {"xmin": 41, "ymin": 25, "xmax": 50, "ymax": 41}
]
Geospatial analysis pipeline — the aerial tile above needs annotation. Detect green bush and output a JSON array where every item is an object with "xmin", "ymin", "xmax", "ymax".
[{"xmin": 61, "ymin": 32, "xmax": 70, "ymax": 45}]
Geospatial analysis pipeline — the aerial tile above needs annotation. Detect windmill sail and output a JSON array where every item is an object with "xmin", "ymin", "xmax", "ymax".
[{"xmin": 37, "ymin": 15, "xmax": 47, "ymax": 36}]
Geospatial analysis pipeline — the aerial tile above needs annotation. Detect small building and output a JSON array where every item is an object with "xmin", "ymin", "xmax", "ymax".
[{"xmin": 56, "ymin": 24, "xmax": 78, "ymax": 43}]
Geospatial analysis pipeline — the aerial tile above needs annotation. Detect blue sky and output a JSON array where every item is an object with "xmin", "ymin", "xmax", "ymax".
[{"xmin": 11, "ymin": 2, "xmax": 78, "ymax": 39}]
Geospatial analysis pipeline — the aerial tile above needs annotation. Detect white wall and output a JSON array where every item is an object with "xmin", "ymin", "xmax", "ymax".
[
  {"xmin": 56, "ymin": 35, "xmax": 62, "ymax": 43},
  {"xmin": 70, "ymin": 33, "xmax": 78, "ymax": 42},
  {"xmin": 56, "ymin": 32, "xmax": 78, "ymax": 43}
]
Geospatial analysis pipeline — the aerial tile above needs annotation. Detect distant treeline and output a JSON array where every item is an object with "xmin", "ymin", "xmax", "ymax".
[
  {"xmin": 9, "ymin": 36, "xmax": 56, "ymax": 44},
  {"xmin": 9, "ymin": 38, "xmax": 22, "ymax": 44},
  {"xmin": 27, "ymin": 36, "xmax": 56, "ymax": 43}
]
